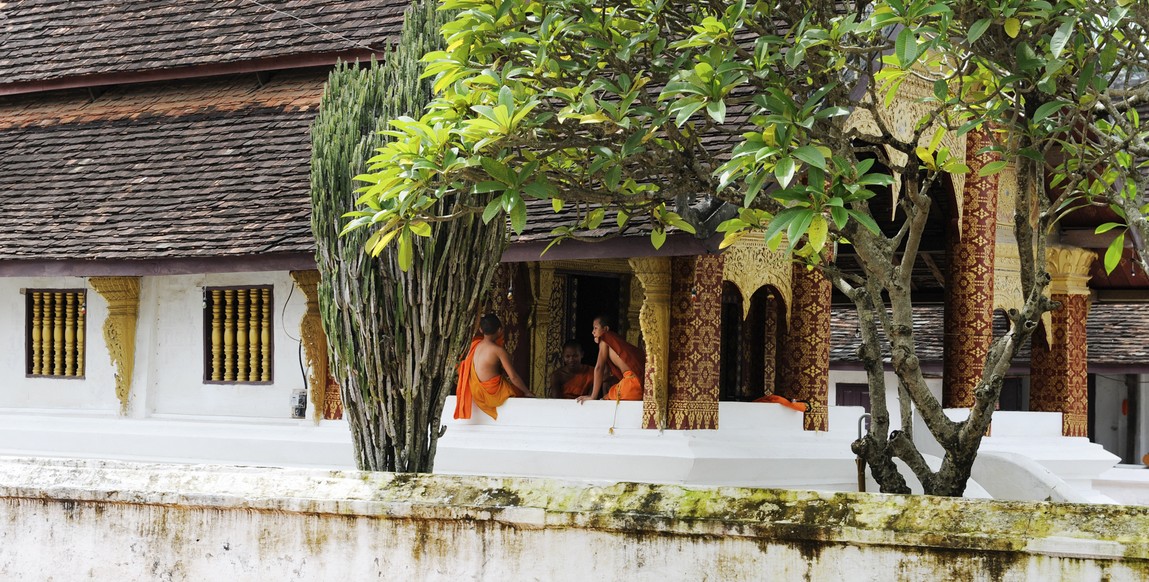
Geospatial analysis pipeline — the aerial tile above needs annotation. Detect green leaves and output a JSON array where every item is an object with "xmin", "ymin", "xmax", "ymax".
[
  {"xmin": 967, "ymin": 19, "xmax": 991, "ymax": 44},
  {"xmin": 895, "ymin": 27, "xmax": 919, "ymax": 67},
  {"xmin": 1105, "ymin": 232, "xmax": 1125, "ymax": 274},
  {"xmin": 1004, "ymin": 17, "xmax": 1020, "ymax": 39},
  {"xmin": 774, "ymin": 157, "xmax": 796, "ymax": 188},
  {"xmin": 1031, "ymin": 101, "xmax": 1067, "ymax": 126},
  {"xmin": 978, "ymin": 160, "xmax": 1008, "ymax": 178}
]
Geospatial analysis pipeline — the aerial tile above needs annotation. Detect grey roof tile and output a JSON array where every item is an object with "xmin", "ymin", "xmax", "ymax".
[
  {"xmin": 0, "ymin": 0, "xmax": 408, "ymax": 85},
  {"xmin": 0, "ymin": 71, "xmax": 323, "ymax": 261},
  {"xmin": 831, "ymin": 303, "xmax": 1149, "ymax": 366}
]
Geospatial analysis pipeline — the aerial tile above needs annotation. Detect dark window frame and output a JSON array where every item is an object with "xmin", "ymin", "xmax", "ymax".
[
  {"xmin": 201, "ymin": 284, "xmax": 274, "ymax": 385},
  {"xmin": 24, "ymin": 288, "xmax": 87, "ymax": 379}
]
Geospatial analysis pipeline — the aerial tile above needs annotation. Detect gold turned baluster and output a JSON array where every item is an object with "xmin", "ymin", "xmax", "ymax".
[
  {"xmin": 76, "ymin": 294, "xmax": 86, "ymax": 376},
  {"xmin": 211, "ymin": 289, "xmax": 223, "ymax": 381},
  {"xmin": 41, "ymin": 293, "xmax": 53, "ymax": 375},
  {"xmin": 52, "ymin": 292, "xmax": 64, "ymax": 375},
  {"xmin": 249, "ymin": 290, "xmax": 260, "ymax": 381},
  {"xmin": 64, "ymin": 292, "xmax": 76, "ymax": 376},
  {"xmin": 223, "ymin": 289, "xmax": 236, "ymax": 381},
  {"xmin": 236, "ymin": 289, "xmax": 248, "ymax": 382},
  {"xmin": 31, "ymin": 292, "xmax": 42, "ymax": 375},
  {"xmin": 261, "ymin": 288, "xmax": 271, "ymax": 381}
]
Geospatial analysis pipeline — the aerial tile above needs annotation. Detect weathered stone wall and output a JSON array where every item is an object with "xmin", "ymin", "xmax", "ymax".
[{"xmin": 1, "ymin": 458, "xmax": 1147, "ymax": 581}]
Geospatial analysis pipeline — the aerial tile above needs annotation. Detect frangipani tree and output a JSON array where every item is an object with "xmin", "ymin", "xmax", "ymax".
[{"xmin": 350, "ymin": 0, "xmax": 1149, "ymax": 494}]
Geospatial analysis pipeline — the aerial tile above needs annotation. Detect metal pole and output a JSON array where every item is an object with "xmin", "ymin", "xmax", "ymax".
[{"xmin": 856, "ymin": 413, "xmax": 871, "ymax": 492}]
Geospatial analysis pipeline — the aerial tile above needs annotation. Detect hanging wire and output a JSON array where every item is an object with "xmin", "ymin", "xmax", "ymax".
[{"xmin": 241, "ymin": 0, "xmax": 380, "ymax": 51}]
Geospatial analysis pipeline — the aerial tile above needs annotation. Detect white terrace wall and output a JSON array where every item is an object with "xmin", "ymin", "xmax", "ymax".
[
  {"xmin": 0, "ymin": 273, "xmax": 310, "ymax": 419},
  {"xmin": 2, "ymin": 457, "xmax": 1147, "ymax": 582},
  {"xmin": 827, "ymin": 369, "xmax": 944, "ymax": 424}
]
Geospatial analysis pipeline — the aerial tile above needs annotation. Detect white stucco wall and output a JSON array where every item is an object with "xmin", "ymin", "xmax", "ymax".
[
  {"xmin": 827, "ymin": 369, "xmax": 944, "ymax": 428},
  {"xmin": 139, "ymin": 272, "xmax": 309, "ymax": 419},
  {"xmin": 0, "ymin": 277, "xmax": 120, "ymax": 412},
  {"xmin": 2, "ymin": 458, "xmax": 1147, "ymax": 582},
  {"xmin": 1139, "ymin": 373, "xmax": 1149, "ymax": 464},
  {"xmin": 0, "ymin": 273, "xmax": 311, "ymax": 421},
  {"xmin": 1094, "ymin": 373, "xmax": 1130, "ymax": 461}
]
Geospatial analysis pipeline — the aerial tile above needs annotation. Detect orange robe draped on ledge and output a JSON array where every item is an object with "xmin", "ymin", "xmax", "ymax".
[
  {"xmin": 753, "ymin": 394, "xmax": 808, "ymax": 412},
  {"xmin": 599, "ymin": 330, "xmax": 645, "ymax": 401},
  {"xmin": 454, "ymin": 338, "xmax": 520, "ymax": 420}
]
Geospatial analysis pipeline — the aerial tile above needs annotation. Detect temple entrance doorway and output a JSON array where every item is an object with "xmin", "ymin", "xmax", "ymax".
[
  {"xmin": 566, "ymin": 273, "xmax": 623, "ymax": 366},
  {"xmin": 719, "ymin": 283, "xmax": 784, "ymax": 402}
]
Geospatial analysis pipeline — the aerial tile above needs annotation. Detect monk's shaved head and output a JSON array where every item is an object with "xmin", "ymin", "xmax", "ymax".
[{"xmin": 479, "ymin": 313, "xmax": 502, "ymax": 336}]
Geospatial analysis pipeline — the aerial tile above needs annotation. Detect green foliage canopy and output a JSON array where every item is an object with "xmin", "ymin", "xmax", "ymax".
[{"xmin": 349, "ymin": 0, "xmax": 1149, "ymax": 274}]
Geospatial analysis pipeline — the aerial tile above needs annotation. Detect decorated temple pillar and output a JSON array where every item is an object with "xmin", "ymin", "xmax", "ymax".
[
  {"xmin": 777, "ymin": 264, "xmax": 831, "ymax": 431},
  {"xmin": 630, "ymin": 256, "xmax": 671, "ymax": 429},
  {"xmin": 291, "ymin": 270, "xmax": 341, "ymax": 421},
  {"xmin": 529, "ymin": 263, "xmax": 557, "ymax": 392},
  {"xmin": 89, "ymin": 277, "xmax": 141, "ymax": 416},
  {"xmin": 662, "ymin": 254, "xmax": 724, "ymax": 430},
  {"xmin": 761, "ymin": 293, "xmax": 780, "ymax": 396},
  {"xmin": 943, "ymin": 127, "xmax": 1000, "ymax": 408},
  {"xmin": 1031, "ymin": 247, "xmax": 1095, "ymax": 437}
]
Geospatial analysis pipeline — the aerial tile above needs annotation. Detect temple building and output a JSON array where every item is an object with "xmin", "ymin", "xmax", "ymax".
[{"xmin": 0, "ymin": 0, "xmax": 1146, "ymax": 502}]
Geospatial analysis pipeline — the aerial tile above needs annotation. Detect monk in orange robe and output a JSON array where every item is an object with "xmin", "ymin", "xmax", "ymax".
[
  {"xmin": 549, "ymin": 340, "xmax": 594, "ymax": 399},
  {"xmin": 454, "ymin": 314, "xmax": 533, "ymax": 420},
  {"xmin": 577, "ymin": 315, "xmax": 645, "ymax": 403}
]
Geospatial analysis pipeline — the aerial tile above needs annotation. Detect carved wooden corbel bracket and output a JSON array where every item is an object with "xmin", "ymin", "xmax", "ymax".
[
  {"xmin": 89, "ymin": 277, "xmax": 140, "ymax": 415},
  {"xmin": 290, "ymin": 270, "xmax": 327, "ymax": 423}
]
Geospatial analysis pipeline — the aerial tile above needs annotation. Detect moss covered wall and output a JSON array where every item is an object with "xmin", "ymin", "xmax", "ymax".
[{"xmin": 0, "ymin": 458, "xmax": 1145, "ymax": 581}]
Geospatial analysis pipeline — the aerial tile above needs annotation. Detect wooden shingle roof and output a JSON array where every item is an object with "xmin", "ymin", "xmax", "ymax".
[
  {"xmin": 0, "ymin": 71, "xmax": 324, "ymax": 262},
  {"xmin": 830, "ymin": 303, "xmax": 1149, "ymax": 369},
  {"xmin": 0, "ymin": 0, "xmax": 405, "ymax": 87}
]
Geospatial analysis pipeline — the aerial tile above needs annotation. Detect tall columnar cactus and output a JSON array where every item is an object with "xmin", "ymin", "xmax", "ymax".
[{"xmin": 309, "ymin": 0, "xmax": 505, "ymax": 472}]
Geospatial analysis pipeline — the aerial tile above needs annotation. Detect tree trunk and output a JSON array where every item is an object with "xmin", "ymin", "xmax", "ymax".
[{"xmin": 310, "ymin": 0, "xmax": 502, "ymax": 472}]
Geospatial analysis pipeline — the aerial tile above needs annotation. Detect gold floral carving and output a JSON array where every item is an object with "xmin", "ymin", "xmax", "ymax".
[
  {"xmin": 291, "ymin": 270, "xmax": 328, "ymax": 423},
  {"xmin": 993, "ymin": 240, "xmax": 1024, "ymax": 314},
  {"xmin": 89, "ymin": 277, "xmax": 140, "ymax": 415},
  {"xmin": 626, "ymin": 275, "xmax": 644, "ymax": 347},
  {"xmin": 722, "ymin": 232, "xmax": 792, "ymax": 321},
  {"xmin": 995, "ymin": 163, "xmax": 1019, "ymax": 229},
  {"xmin": 630, "ymin": 256, "xmax": 671, "ymax": 429},
  {"xmin": 1046, "ymin": 246, "xmax": 1096, "ymax": 297},
  {"xmin": 844, "ymin": 73, "xmax": 967, "ymax": 221},
  {"xmin": 529, "ymin": 263, "xmax": 556, "ymax": 392}
]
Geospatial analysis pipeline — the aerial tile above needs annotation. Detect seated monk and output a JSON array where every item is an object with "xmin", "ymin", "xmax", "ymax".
[
  {"xmin": 549, "ymin": 340, "xmax": 594, "ymax": 399},
  {"xmin": 454, "ymin": 313, "xmax": 533, "ymax": 420},
  {"xmin": 577, "ymin": 314, "xmax": 645, "ymax": 403}
]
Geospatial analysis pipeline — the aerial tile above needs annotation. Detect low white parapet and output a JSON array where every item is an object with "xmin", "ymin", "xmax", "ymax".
[
  {"xmin": 0, "ymin": 409, "xmax": 355, "ymax": 468},
  {"xmin": 440, "ymin": 397, "xmax": 871, "ymax": 491},
  {"xmin": 912, "ymin": 408, "xmax": 1119, "ymax": 501},
  {"xmin": 0, "ymin": 457, "xmax": 1147, "ymax": 581},
  {"xmin": 1096, "ymin": 465, "xmax": 1149, "ymax": 506}
]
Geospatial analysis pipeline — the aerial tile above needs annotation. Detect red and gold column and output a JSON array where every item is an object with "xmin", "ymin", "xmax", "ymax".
[
  {"xmin": 662, "ymin": 254, "xmax": 724, "ymax": 430},
  {"xmin": 761, "ymin": 293, "xmax": 780, "ymax": 396},
  {"xmin": 943, "ymin": 128, "xmax": 1000, "ymax": 408},
  {"xmin": 777, "ymin": 264, "xmax": 831, "ymax": 431},
  {"xmin": 1030, "ymin": 247, "xmax": 1095, "ymax": 436}
]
